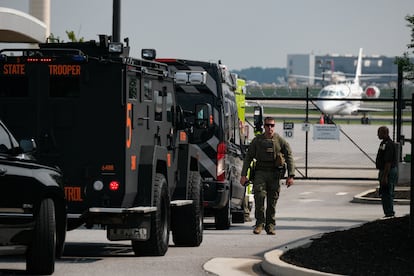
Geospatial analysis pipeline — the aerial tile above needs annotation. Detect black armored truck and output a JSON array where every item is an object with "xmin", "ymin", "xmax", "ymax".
[
  {"xmin": 156, "ymin": 58, "xmax": 246, "ymax": 229},
  {"xmin": 0, "ymin": 35, "xmax": 203, "ymax": 256}
]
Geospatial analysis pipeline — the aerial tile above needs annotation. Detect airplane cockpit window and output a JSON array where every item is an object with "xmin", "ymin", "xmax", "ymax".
[
  {"xmin": 319, "ymin": 90, "xmax": 328, "ymax": 96},
  {"xmin": 320, "ymin": 90, "xmax": 337, "ymax": 97}
]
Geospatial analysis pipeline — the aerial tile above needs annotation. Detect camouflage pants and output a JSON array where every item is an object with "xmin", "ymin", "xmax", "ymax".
[{"xmin": 253, "ymin": 170, "xmax": 280, "ymax": 231}]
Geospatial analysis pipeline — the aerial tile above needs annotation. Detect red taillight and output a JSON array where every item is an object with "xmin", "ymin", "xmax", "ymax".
[
  {"xmin": 109, "ymin": 181, "xmax": 120, "ymax": 191},
  {"xmin": 217, "ymin": 142, "xmax": 226, "ymax": 181}
]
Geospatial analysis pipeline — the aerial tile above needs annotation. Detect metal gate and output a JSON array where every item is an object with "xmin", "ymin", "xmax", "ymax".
[{"xmin": 245, "ymin": 88, "xmax": 412, "ymax": 181}]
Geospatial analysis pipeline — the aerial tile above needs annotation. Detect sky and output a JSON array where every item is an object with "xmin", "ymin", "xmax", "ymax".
[{"xmin": 0, "ymin": 0, "xmax": 413, "ymax": 70}]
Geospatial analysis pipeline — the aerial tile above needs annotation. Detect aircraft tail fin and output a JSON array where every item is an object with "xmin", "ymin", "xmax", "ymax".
[{"xmin": 354, "ymin": 48, "xmax": 363, "ymax": 85}]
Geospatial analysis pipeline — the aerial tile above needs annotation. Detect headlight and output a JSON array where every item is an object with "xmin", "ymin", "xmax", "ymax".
[{"xmin": 109, "ymin": 42, "xmax": 123, "ymax": 53}]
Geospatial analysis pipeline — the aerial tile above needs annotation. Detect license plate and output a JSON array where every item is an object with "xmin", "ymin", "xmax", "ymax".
[{"xmin": 108, "ymin": 227, "xmax": 149, "ymax": 241}]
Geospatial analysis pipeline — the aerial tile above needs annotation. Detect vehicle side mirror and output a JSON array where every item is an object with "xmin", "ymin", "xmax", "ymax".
[
  {"xmin": 174, "ymin": 105, "xmax": 185, "ymax": 130},
  {"xmin": 195, "ymin": 103, "xmax": 213, "ymax": 129},
  {"xmin": 19, "ymin": 139, "xmax": 36, "ymax": 153},
  {"xmin": 141, "ymin": 49, "xmax": 156, "ymax": 60},
  {"xmin": 253, "ymin": 105, "xmax": 263, "ymax": 133}
]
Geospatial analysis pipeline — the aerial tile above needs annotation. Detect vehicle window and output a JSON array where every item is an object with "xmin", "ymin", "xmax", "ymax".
[
  {"xmin": 143, "ymin": 79, "xmax": 152, "ymax": 101},
  {"xmin": 166, "ymin": 89, "xmax": 173, "ymax": 122},
  {"xmin": 224, "ymin": 101, "xmax": 230, "ymax": 116},
  {"xmin": 128, "ymin": 76, "xmax": 138, "ymax": 100},
  {"xmin": 154, "ymin": 90, "xmax": 163, "ymax": 121},
  {"xmin": 176, "ymin": 89, "xmax": 214, "ymax": 111},
  {"xmin": 0, "ymin": 125, "xmax": 12, "ymax": 153},
  {"xmin": 176, "ymin": 91, "xmax": 215, "ymax": 143}
]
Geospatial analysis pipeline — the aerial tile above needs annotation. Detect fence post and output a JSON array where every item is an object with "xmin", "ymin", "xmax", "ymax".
[{"xmin": 410, "ymin": 92, "xmax": 414, "ymax": 238}]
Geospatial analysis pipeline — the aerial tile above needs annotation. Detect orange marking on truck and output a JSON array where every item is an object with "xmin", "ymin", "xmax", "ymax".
[
  {"xmin": 167, "ymin": 153, "xmax": 171, "ymax": 167},
  {"xmin": 126, "ymin": 103, "xmax": 132, "ymax": 148},
  {"xmin": 131, "ymin": 155, "xmax": 137, "ymax": 170},
  {"xmin": 179, "ymin": 131, "xmax": 187, "ymax": 142},
  {"xmin": 3, "ymin": 64, "xmax": 25, "ymax": 75},
  {"xmin": 48, "ymin": 64, "xmax": 81, "ymax": 76},
  {"xmin": 102, "ymin": 164, "xmax": 115, "ymax": 171},
  {"xmin": 64, "ymin": 187, "xmax": 83, "ymax": 202}
]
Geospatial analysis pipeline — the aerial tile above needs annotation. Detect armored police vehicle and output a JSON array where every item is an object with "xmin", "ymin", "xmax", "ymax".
[
  {"xmin": 0, "ymin": 35, "xmax": 203, "ymax": 256},
  {"xmin": 156, "ymin": 58, "xmax": 246, "ymax": 229},
  {"xmin": 0, "ymin": 120, "xmax": 66, "ymax": 275}
]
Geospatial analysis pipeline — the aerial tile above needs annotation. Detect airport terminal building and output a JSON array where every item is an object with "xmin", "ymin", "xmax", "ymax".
[
  {"xmin": 287, "ymin": 52, "xmax": 398, "ymax": 87},
  {"xmin": 0, "ymin": 0, "xmax": 49, "ymax": 44}
]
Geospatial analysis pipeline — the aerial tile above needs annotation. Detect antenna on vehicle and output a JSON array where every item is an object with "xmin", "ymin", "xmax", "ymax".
[{"xmin": 112, "ymin": 0, "xmax": 121, "ymax": 42}]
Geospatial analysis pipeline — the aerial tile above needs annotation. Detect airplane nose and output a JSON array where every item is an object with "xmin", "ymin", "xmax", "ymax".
[
  {"xmin": 316, "ymin": 99, "xmax": 339, "ymax": 115},
  {"xmin": 316, "ymin": 100, "xmax": 328, "ymax": 113}
]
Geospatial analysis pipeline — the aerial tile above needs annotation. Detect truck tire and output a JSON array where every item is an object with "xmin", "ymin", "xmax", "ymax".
[
  {"xmin": 26, "ymin": 198, "xmax": 56, "ymax": 275},
  {"xmin": 215, "ymin": 194, "xmax": 231, "ymax": 230},
  {"xmin": 132, "ymin": 173, "xmax": 170, "ymax": 256},
  {"xmin": 172, "ymin": 171, "xmax": 203, "ymax": 246}
]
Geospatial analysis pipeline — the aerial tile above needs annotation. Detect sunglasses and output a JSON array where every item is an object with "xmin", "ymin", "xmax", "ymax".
[{"xmin": 265, "ymin": 123, "xmax": 275, "ymax": 127}]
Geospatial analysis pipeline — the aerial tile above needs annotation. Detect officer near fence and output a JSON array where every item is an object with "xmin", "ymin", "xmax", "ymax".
[
  {"xmin": 240, "ymin": 116, "xmax": 295, "ymax": 235},
  {"xmin": 375, "ymin": 126, "xmax": 398, "ymax": 218}
]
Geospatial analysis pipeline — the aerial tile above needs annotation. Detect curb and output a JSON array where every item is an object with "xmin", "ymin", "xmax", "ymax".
[
  {"xmin": 261, "ymin": 234, "xmax": 342, "ymax": 276},
  {"xmin": 262, "ymin": 249, "xmax": 341, "ymax": 276},
  {"xmin": 352, "ymin": 187, "xmax": 410, "ymax": 205}
]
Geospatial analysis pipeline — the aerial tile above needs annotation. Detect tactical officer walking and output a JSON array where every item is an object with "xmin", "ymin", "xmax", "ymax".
[
  {"xmin": 240, "ymin": 116, "xmax": 295, "ymax": 235},
  {"xmin": 375, "ymin": 126, "xmax": 398, "ymax": 218}
]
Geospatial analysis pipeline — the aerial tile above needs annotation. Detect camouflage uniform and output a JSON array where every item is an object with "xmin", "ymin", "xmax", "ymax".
[{"xmin": 241, "ymin": 133, "xmax": 295, "ymax": 232}]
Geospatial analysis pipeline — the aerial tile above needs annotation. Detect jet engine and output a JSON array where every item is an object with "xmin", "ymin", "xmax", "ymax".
[{"xmin": 363, "ymin": 86, "xmax": 380, "ymax": 98}]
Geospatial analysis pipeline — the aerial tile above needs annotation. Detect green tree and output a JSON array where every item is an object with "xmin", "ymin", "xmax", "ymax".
[
  {"xmin": 47, "ymin": 31, "xmax": 84, "ymax": 43},
  {"xmin": 65, "ymin": 31, "xmax": 84, "ymax": 42},
  {"xmin": 406, "ymin": 15, "xmax": 414, "ymax": 50},
  {"xmin": 395, "ymin": 15, "xmax": 414, "ymax": 80}
]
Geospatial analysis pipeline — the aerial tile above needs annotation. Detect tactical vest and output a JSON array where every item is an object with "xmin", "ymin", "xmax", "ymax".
[{"xmin": 255, "ymin": 134, "xmax": 285, "ymax": 170}]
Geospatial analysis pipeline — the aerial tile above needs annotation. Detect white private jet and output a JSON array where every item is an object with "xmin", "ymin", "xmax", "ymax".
[
  {"xmin": 315, "ymin": 48, "xmax": 388, "ymax": 116},
  {"xmin": 247, "ymin": 49, "xmax": 396, "ymax": 122}
]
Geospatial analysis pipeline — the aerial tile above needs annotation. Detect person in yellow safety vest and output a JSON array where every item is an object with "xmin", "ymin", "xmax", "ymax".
[{"xmin": 243, "ymin": 160, "xmax": 255, "ymax": 222}]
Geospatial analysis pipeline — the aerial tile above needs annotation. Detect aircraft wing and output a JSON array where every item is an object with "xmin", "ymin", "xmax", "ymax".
[
  {"xmin": 355, "ymin": 106, "xmax": 386, "ymax": 113},
  {"xmin": 360, "ymin": 73, "xmax": 397, "ymax": 77},
  {"xmin": 245, "ymin": 100, "xmax": 388, "ymax": 115},
  {"xmin": 288, "ymin": 74, "xmax": 323, "ymax": 80},
  {"xmin": 245, "ymin": 99, "xmax": 318, "ymax": 110}
]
